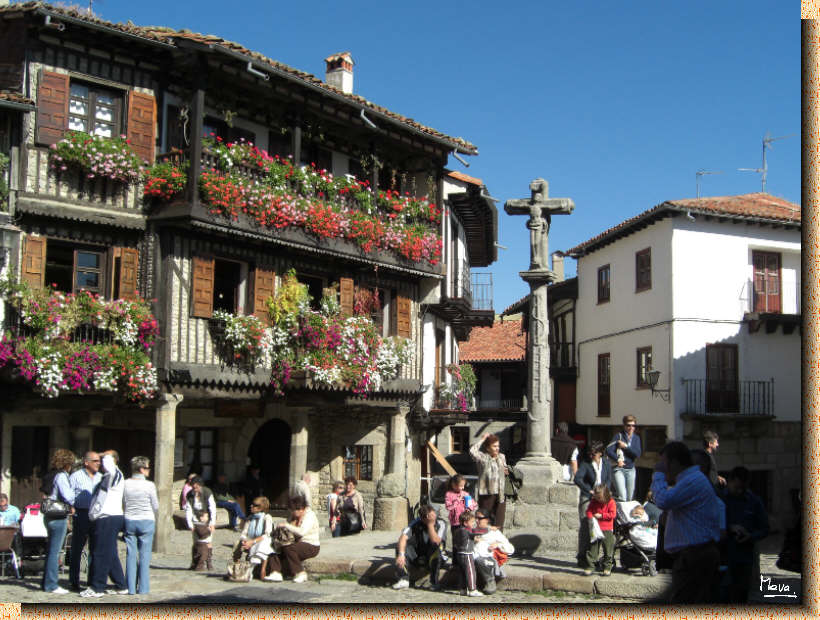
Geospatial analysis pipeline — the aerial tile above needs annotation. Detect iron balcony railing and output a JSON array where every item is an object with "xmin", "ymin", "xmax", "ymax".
[
  {"xmin": 477, "ymin": 397, "xmax": 523, "ymax": 410},
  {"xmin": 743, "ymin": 278, "xmax": 801, "ymax": 314},
  {"xmin": 471, "ymin": 272, "xmax": 493, "ymax": 311},
  {"xmin": 681, "ymin": 378, "xmax": 774, "ymax": 416},
  {"xmin": 5, "ymin": 305, "xmax": 116, "ymax": 346}
]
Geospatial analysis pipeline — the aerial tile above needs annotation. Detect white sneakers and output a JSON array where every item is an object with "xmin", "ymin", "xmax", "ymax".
[
  {"xmin": 79, "ymin": 588, "xmax": 105, "ymax": 598},
  {"xmin": 292, "ymin": 571, "xmax": 308, "ymax": 584},
  {"xmin": 263, "ymin": 572, "xmax": 283, "ymax": 582},
  {"xmin": 49, "ymin": 586, "xmax": 69, "ymax": 594},
  {"xmin": 107, "ymin": 588, "xmax": 130, "ymax": 595},
  {"xmin": 467, "ymin": 590, "xmax": 484, "ymax": 597},
  {"xmin": 392, "ymin": 578, "xmax": 410, "ymax": 590}
]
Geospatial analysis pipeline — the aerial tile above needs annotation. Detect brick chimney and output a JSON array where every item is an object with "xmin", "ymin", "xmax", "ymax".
[
  {"xmin": 552, "ymin": 252, "xmax": 565, "ymax": 281},
  {"xmin": 325, "ymin": 52, "xmax": 354, "ymax": 94}
]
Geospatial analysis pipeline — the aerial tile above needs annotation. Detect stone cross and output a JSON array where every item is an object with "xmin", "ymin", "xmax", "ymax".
[{"xmin": 504, "ymin": 178, "xmax": 574, "ymax": 463}]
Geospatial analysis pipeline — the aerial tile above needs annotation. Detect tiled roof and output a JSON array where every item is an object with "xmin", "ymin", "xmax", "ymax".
[
  {"xmin": 566, "ymin": 192, "xmax": 801, "ymax": 256},
  {"xmin": 1, "ymin": 3, "xmax": 477, "ymax": 154},
  {"xmin": 501, "ymin": 294, "xmax": 529, "ymax": 317},
  {"xmin": 447, "ymin": 170, "xmax": 484, "ymax": 186},
  {"xmin": 459, "ymin": 318, "xmax": 526, "ymax": 363},
  {"xmin": 0, "ymin": 91, "xmax": 34, "ymax": 106}
]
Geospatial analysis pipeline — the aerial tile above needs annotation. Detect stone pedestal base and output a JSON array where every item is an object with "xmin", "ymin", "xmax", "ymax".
[
  {"xmin": 372, "ymin": 497, "xmax": 408, "ymax": 531},
  {"xmin": 505, "ymin": 457, "xmax": 580, "ymax": 553}
]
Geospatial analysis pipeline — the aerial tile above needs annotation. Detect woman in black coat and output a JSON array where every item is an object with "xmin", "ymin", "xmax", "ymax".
[{"xmin": 573, "ymin": 441, "xmax": 613, "ymax": 566}]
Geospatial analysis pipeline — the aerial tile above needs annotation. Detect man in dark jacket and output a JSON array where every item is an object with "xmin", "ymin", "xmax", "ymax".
[{"xmin": 573, "ymin": 441, "xmax": 612, "ymax": 566}]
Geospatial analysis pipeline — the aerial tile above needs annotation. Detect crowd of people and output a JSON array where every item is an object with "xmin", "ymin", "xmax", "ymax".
[
  {"xmin": 556, "ymin": 416, "xmax": 773, "ymax": 604},
  {"xmin": 0, "ymin": 421, "xmax": 784, "ymax": 602}
]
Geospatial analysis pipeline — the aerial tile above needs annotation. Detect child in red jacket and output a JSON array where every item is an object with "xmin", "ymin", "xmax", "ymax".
[{"xmin": 584, "ymin": 484, "xmax": 616, "ymax": 576}]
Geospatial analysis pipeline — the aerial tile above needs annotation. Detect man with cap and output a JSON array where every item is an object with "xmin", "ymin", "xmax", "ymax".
[{"xmin": 471, "ymin": 508, "xmax": 515, "ymax": 594}]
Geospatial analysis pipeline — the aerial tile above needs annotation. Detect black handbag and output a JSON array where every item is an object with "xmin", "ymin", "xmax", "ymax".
[
  {"xmin": 341, "ymin": 509, "xmax": 362, "ymax": 535},
  {"xmin": 41, "ymin": 497, "xmax": 70, "ymax": 519}
]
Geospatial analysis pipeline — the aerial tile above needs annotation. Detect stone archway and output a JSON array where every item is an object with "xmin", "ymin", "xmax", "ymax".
[{"xmin": 247, "ymin": 419, "xmax": 292, "ymax": 509}]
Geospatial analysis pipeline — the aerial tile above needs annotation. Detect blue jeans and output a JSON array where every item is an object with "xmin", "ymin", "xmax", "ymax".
[
  {"xmin": 331, "ymin": 521, "xmax": 342, "ymax": 537},
  {"xmin": 124, "ymin": 519, "xmax": 155, "ymax": 594},
  {"xmin": 612, "ymin": 467, "xmax": 636, "ymax": 501},
  {"xmin": 216, "ymin": 500, "xmax": 245, "ymax": 528},
  {"xmin": 89, "ymin": 515, "xmax": 126, "ymax": 593},
  {"xmin": 42, "ymin": 516, "xmax": 68, "ymax": 592},
  {"xmin": 70, "ymin": 508, "xmax": 92, "ymax": 589}
]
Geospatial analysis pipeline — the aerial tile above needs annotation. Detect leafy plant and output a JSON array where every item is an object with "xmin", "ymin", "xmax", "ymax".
[
  {"xmin": 49, "ymin": 131, "xmax": 143, "ymax": 184},
  {"xmin": 439, "ymin": 363, "xmax": 477, "ymax": 412},
  {"xmin": 0, "ymin": 152, "xmax": 9, "ymax": 206},
  {"xmin": 143, "ymin": 158, "xmax": 188, "ymax": 201},
  {"xmin": 266, "ymin": 269, "xmax": 310, "ymax": 329}
]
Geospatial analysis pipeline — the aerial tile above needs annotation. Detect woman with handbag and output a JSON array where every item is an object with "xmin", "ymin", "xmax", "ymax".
[
  {"xmin": 231, "ymin": 495, "xmax": 273, "ymax": 580},
  {"xmin": 41, "ymin": 448, "xmax": 76, "ymax": 594},
  {"xmin": 339, "ymin": 476, "xmax": 367, "ymax": 536},
  {"xmin": 264, "ymin": 495, "xmax": 320, "ymax": 583},
  {"xmin": 470, "ymin": 433, "xmax": 509, "ymax": 530}
]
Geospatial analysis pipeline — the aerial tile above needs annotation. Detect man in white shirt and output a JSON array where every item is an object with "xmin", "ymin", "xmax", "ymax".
[{"xmin": 81, "ymin": 450, "xmax": 127, "ymax": 598}]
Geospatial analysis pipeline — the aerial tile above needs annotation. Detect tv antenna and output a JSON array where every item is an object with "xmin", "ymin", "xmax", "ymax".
[
  {"xmin": 738, "ymin": 131, "xmax": 795, "ymax": 192},
  {"xmin": 695, "ymin": 169, "xmax": 723, "ymax": 198}
]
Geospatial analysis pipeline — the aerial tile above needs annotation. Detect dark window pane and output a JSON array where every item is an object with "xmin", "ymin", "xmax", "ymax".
[
  {"xmin": 77, "ymin": 251, "xmax": 100, "ymax": 269},
  {"xmin": 76, "ymin": 271, "xmax": 100, "ymax": 289}
]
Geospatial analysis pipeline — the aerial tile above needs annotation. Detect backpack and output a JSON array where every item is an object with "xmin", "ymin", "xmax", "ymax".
[{"xmin": 39, "ymin": 470, "xmax": 58, "ymax": 496}]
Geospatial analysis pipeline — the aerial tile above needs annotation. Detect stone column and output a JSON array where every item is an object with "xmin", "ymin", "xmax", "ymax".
[
  {"xmin": 0, "ymin": 415, "xmax": 12, "ymax": 497},
  {"xmin": 289, "ymin": 414, "xmax": 308, "ymax": 494},
  {"xmin": 387, "ymin": 403, "xmax": 409, "ymax": 475},
  {"xmin": 154, "ymin": 392, "xmax": 182, "ymax": 554}
]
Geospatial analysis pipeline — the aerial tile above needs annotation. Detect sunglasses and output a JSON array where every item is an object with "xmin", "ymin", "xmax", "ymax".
[
  {"xmin": 625, "ymin": 423, "xmax": 636, "ymax": 427},
  {"xmin": 251, "ymin": 503, "xmax": 262, "ymax": 508}
]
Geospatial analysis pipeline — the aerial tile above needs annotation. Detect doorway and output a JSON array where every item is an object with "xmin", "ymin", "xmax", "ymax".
[{"xmin": 247, "ymin": 419, "xmax": 291, "ymax": 509}]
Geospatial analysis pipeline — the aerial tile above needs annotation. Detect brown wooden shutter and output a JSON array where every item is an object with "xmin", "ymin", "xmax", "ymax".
[
  {"xmin": 21, "ymin": 236, "xmax": 47, "ymax": 289},
  {"xmin": 191, "ymin": 255, "xmax": 215, "ymax": 318},
  {"xmin": 396, "ymin": 294, "xmax": 411, "ymax": 338},
  {"xmin": 340, "ymin": 277, "xmax": 354, "ymax": 316},
  {"xmin": 127, "ymin": 91, "xmax": 157, "ymax": 163},
  {"xmin": 36, "ymin": 70, "xmax": 69, "ymax": 145},
  {"xmin": 252, "ymin": 267, "xmax": 276, "ymax": 325},
  {"xmin": 117, "ymin": 247, "xmax": 139, "ymax": 301}
]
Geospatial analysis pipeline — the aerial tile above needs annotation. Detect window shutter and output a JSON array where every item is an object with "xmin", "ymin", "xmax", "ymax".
[
  {"xmin": 340, "ymin": 277, "xmax": 354, "ymax": 316},
  {"xmin": 191, "ymin": 255, "xmax": 215, "ymax": 318},
  {"xmin": 21, "ymin": 236, "xmax": 47, "ymax": 289},
  {"xmin": 252, "ymin": 267, "xmax": 276, "ymax": 325},
  {"xmin": 396, "ymin": 294, "xmax": 411, "ymax": 338},
  {"xmin": 117, "ymin": 247, "xmax": 139, "ymax": 301},
  {"xmin": 127, "ymin": 91, "xmax": 157, "ymax": 163},
  {"xmin": 36, "ymin": 70, "xmax": 69, "ymax": 145}
]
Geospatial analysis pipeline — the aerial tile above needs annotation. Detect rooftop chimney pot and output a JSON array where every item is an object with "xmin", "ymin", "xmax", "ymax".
[{"xmin": 325, "ymin": 52, "xmax": 354, "ymax": 94}]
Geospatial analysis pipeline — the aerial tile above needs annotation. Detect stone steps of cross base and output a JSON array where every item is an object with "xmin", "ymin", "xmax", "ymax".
[{"xmin": 503, "ymin": 528, "xmax": 579, "ymax": 554}]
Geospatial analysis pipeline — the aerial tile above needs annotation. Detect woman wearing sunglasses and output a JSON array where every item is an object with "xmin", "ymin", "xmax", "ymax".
[
  {"xmin": 606, "ymin": 415, "xmax": 641, "ymax": 501},
  {"xmin": 232, "ymin": 496, "xmax": 274, "ymax": 579}
]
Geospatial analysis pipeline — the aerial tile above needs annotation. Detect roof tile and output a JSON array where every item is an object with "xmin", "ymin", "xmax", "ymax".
[{"xmin": 459, "ymin": 318, "xmax": 526, "ymax": 363}]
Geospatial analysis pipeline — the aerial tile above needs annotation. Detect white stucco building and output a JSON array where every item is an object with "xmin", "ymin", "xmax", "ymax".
[{"xmin": 566, "ymin": 193, "xmax": 800, "ymax": 526}]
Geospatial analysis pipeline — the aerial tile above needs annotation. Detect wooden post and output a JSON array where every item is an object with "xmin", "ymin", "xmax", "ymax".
[
  {"xmin": 154, "ymin": 392, "xmax": 182, "ymax": 553},
  {"xmin": 292, "ymin": 124, "xmax": 302, "ymax": 165},
  {"xmin": 185, "ymin": 85, "xmax": 205, "ymax": 208}
]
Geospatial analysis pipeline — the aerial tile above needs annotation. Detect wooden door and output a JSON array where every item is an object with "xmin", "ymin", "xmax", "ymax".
[
  {"xmin": 752, "ymin": 251, "xmax": 781, "ymax": 313},
  {"xmin": 706, "ymin": 344, "xmax": 739, "ymax": 413}
]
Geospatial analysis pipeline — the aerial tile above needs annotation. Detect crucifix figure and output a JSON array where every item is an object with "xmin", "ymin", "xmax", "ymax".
[{"xmin": 504, "ymin": 178, "xmax": 574, "ymax": 463}]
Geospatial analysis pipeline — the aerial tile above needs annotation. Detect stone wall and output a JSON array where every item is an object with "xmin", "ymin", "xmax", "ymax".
[{"xmin": 682, "ymin": 415, "xmax": 800, "ymax": 531}]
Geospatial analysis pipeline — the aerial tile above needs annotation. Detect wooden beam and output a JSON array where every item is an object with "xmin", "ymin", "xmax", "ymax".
[{"xmin": 426, "ymin": 439, "xmax": 457, "ymax": 476}]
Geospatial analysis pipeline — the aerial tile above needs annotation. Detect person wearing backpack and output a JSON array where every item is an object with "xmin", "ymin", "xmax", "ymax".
[{"xmin": 41, "ymin": 449, "xmax": 77, "ymax": 594}]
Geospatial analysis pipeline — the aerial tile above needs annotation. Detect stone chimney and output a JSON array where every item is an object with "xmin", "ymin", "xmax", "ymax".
[
  {"xmin": 325, "ymin": 52, "xmax": 354, "ymax": 94},
  {"xmin": 551, "ymin": 252, "xmax": 565, "ymax": 282}
]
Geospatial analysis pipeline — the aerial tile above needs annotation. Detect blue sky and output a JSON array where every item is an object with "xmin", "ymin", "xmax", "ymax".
[{"xmin": 92, "ymin": 0, "xmax": 799, "ymax": 312}]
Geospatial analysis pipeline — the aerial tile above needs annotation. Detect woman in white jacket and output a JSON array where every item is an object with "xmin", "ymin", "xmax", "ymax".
[{"xmin": 264, "ymin": 495, "xmax": 320, "ymax": 583}]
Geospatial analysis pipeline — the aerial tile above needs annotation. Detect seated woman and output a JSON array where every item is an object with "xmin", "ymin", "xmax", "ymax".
[
  {"xmin": 232, "ymin": 496, "xmax": 274, "ymax": 579},
  {"xmin": 338, "ymin": 476, "xmax": 367, "ymax": 536},
  {"xmin": 263, "ymin": 495, "xmax": 320, "ymax": 584}
]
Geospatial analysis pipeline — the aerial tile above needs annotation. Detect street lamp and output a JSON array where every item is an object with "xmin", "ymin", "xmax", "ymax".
[{"xmin": 647, "ymin": 370, "xmax": 671, "ymax": 402}]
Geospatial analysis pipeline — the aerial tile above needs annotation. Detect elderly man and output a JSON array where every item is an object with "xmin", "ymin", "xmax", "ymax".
[
  {"xmin": 68, "ymin": 451, "xmax": 101, "ymax": 591},
  {"xmin": 82, "ymin": 450, "xmax": 127, "ymax": 598},
  {"xmin": 0, "ymin": 493, "xmax": 20, "ymax": 526},
  {"xmin": 651, "ymin": 441, "xmax": 722, "ymax": 603},
  {"xmin": 391, "ymin": 504, "xmax": 448, "ymax": 591}
]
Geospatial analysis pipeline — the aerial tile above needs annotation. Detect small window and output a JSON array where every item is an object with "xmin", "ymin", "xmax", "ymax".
[
  {"xmin": 297, "ymin": 273, "xmax": 325, "ymax": 310},
  {"xmin": 636, "ymin": 347, "xmax": 653, "ymax": 388},
  {"xmin": 68, "ymin": 82, "xmax": 122, "ymax": 138},
  {"xmin": 597, "ymin": 265, "xmax": 610, "ymax": 303},
  {"xmin": 44, "ymin": 240, "xmax": 105, "ymax": 295},
  {"xmin": 597, "ymin": 353, "xmax": 611, "ymax": 417},
  {"xmin": 451, "ymin": 426, "xmax": 470, "ymax": 454},
  {"xmin": 343, "ymin": 445, "xmax": 373, "ymax": 481},
  {"xmin": 186, "ymin": 428, "xmax": 217, "ymax": 482},
  {"xmin": 636, "ymin": 248, "xmax": 651, "ymax": 292},
  {"xmin": 213, "ymin": 259, "xmax": 243, "ymax": 313}
]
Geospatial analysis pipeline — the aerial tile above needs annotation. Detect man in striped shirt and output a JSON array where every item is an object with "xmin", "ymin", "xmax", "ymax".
[{"xmin": 651, "ymin": 441, "xmax": 722, "ymax": 603}]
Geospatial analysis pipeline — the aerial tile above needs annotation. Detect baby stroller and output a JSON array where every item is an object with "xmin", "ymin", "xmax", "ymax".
[
  {"xmin": 18, "ymin": 504, "xmax": 49, "ymax": 577},
  {"xmin": 614, "ymin": 500, "xmax": 658, "ymax": 577}
]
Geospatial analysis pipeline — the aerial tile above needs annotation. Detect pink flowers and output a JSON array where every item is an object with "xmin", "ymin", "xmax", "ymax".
[{"xmin": 49, "ymin": 131, "xmax": 143, "ymax": 184}]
